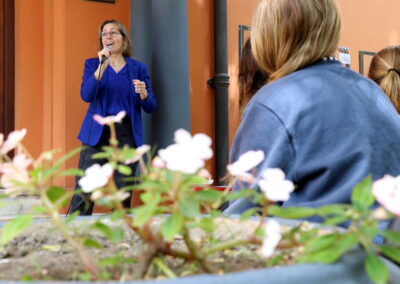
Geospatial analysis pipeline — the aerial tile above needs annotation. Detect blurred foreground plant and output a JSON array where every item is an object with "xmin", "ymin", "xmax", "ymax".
[{"xmin": 0, "ymin": 112, "xmax": 399, "ymax": 283}]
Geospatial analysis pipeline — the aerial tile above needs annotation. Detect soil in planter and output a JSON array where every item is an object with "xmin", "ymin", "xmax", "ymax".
[{"xmin": 0, "ymin": 218, "xmax": 269, "ymax": 281}]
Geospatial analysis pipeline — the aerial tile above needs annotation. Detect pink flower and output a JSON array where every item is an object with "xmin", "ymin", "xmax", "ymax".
[
  {"xmin": 79, "ymin": 163, "xmax": 113, "ymax": 193},
  {"xmin": 198, "ymin": 169, "xmax": 212, "ymax": 180},
  {"xmin": 372, "ymin": 175, "xmax": 400, "ymax": 216},
  {"xmin": 93, "ymin": 111, "xmax": 126, "ymax": 126},
  {"xmin": 0, "ymin": 153, "xmax": 32, "ymax": 195},
  {"xmin": 1, "ymin": 129, "xmax": 27, "ymax": 154},
  {"xmin": 125, "ymin": 145, "xmax": 151, "ymax": 164},
  {"xmin": 260, "ymin": 219, "xmax": 281, "ymax": 258},
  {"xmin": 258, "ymin": 168, "xmax": 294, "ymax": 202},
  {"xmin": 227, "ymin": 150, "xmax": 264, "ymax": 176},
  {"xmin": 158, "ymin": 129, "xmax": 213, "ymax": 174},
  {"xmin": 151, "ymin": 157, "xmax": 166, "ymax": 169},
  {"xmin": 0, "ymin": 133, "xmax": 3, "ymax": 147}
]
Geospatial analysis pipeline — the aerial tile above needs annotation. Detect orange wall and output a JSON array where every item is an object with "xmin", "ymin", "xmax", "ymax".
[
  {"xmin": 188, "ymin": 0, "xmax": 215, "ymax": 170},
  {"xmin": 336, "ymin": 0, "xmax": 400, "ymax": 75},
  {"xmin": 15, "ymin": 0, "xmax": 130, "ymax": 188}
]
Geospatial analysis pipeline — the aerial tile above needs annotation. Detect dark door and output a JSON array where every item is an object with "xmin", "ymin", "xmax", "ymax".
[{"xmin": 0, "ymin": 0, "xmax": 14, "ymax": 136}]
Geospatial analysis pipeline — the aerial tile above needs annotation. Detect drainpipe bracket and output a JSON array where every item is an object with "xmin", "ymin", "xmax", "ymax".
[{"xmin": 208, "ymin": 73, "xmax": 230, "ymax": 88}]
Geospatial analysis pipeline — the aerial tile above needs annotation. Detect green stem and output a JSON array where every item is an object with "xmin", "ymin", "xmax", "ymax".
[
  {"xmin": 39, "ymin": 188, "xmax": 100, "ymax": 279},
  {"xmin": 205, "ymin": 237, "xmax": 260, "ymax": 255},
  {"xmin": 182, "ymin": 226, "xmax": 215, "ymax": 273}
]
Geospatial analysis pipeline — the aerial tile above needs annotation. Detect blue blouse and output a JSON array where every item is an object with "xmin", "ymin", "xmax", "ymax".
[
  {"xmin": 104, "ymin": 65, "xmax": 130, "ymax": 116},
  {"xmin": 78, "ymin": 57, "xmax": 156, "ymax": 147}
]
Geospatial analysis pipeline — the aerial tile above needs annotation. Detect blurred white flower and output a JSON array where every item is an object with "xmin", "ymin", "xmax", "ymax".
[
  {"xmin": 90, "ymin": 189, "xmax": 104, "ymax": 201},
  {"xmin": 0, "ymin": 153, "xmax": 32, "ymax": 195},
  {"xmin": 158, "ymin": 129, "xmax": 213, "ymax": 174},
  {"xmin": 227, "ymin": 150, "xmax": 264, "ymax": 177},
  {"xmin": 1, "ymin": 129, "xmax": 27, "ymax": 154},
  {"xmin": 0, "ymin": 133, "xmax": 3, "ymax": 147},
  {"xmin": 260, "ymin": 219, "xmax": 281, "ymax": 258},
  {"xmin": 372, "ymin": 175, "xmax": 400, "ymax": 216},
  {"xmin": 79, "ymin": 163, "xmax": 113, "ymax": 193},
  {"xmin": 93, "ymin": 111, "xmax": 126, "ymax": 126},
  {"xmin": 258, "ymin": 168, "xmax": 294, "ymax": 202},
  {"xmin": 125, "ymin": 144, "xmax": 151, "ymax": 164}
]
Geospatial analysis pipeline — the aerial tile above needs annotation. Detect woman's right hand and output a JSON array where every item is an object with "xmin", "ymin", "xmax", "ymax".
[
  {"xmin": 95, "ymin": 46, "xmax": 112, "ymax": 80},
  {"xmin": 97, "ymin": 46, "xmax": 112, "ymax": 66}
]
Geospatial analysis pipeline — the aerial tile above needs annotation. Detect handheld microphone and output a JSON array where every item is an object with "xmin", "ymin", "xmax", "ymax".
[{"xmin": 100, "ymin": 46, "xmax": 112, "ymax": 64}]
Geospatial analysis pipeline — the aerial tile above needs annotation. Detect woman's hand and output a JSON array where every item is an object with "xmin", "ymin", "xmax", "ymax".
[
  {"xmin": 133, "ymin": 80, "xmax": 148, "ymax": 100},
  {"xmin": 94, "ymin": 47, "xmax": 112, "ymax": 80},
  {"xmin": 98, "ymin": 46, "xmax": 112, "ymax": 66}
]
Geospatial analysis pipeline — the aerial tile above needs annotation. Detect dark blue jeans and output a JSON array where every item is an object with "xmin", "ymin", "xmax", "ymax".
[{"xmin": 68, "ymin": 116, "xmax": 138, "ymax": 215}]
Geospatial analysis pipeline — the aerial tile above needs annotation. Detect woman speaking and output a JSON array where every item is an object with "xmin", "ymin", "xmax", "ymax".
[{"xmin": 69, "ymin": 19, "xmax": 156, "ymax": 215}]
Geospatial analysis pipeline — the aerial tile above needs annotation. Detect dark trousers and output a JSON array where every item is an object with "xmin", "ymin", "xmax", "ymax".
[{"xmin": 68, "ymin": 116, "xmax": 137, "ymax": 215}]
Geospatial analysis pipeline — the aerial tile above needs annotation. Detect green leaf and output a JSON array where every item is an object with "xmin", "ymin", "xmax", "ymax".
[
  {"xmin": 161, "ymin": 214, "xmax": 183, "ymax": 241},
  {"xmin": 46, "ymin": 186, "xmax": 68, "ymax": 204},
  {"xmin": 140, "ymin": 192, "xmax": 152, "ymax": 203},
  {"xmin": 335, "ymin": 233, "xmax": 358, "ymax": 254},
  {"xmin": 109, "ymin": 210, "xmax": 125, "ymax": 221},
  {"xmin": 365, "ymin": 252, "xmax": 388, "ymax": 284},
  {"xmin": 224, "ymin": 189, "xmax": 256, "ymax": 201},
  {"xmin": 117, "ymin": 165, "xmax": 132, "ymax": 176},
  {"xmin": 209, "ymin": 210, "xmax": 223, "ymax": 218},
  {"xmin": 64, "ymin": 211, "xmax": 79, "ymax": 223},
  {"xmin": 381, "ymin": 231, "xmax": 400, "ymax": 246},
  {"xmin": 380, "ymin": 245, "xmax": 400, "ymax": 264},
  {"xmin": 240, "ymin": 208, "xmax": 258, "ymax": 221},
  {"xmin": 198, "ymin": 217, "xmax": 215, "ymax": 233},
  {"xmin": 133, "ymin": 203, "xmax": 157, "ymax": 226},
  {"xmin": 317, "ymin": 204, "xmax": 350, "ymax": 216},
  {"xmin": 300, "ymin": 247, "xmax": 342, "ymax": 264},
  {"xmin": 111, "ymin": 228, "xmax": 124, "ymax": 242},
  {"xmin": 360, "ymin": 224, "xmax": 379, "ymax": 243},
  {"xmin": 268, "ymin": 206, "xmax": 317, "ymax": 219},
  {"xmin": 351, "ymin": 176, "xmax": 374, "ymax": 211},
  {"xmin": 179, "ymin": 196, "xmax": 200, "ymax": 219},
  {"xmin": 194, "ymin": 190, "xmax": 223, "ymax": 203},
  {"xmin": 54, "ymin": 146, "xmax": 83, "ymax": 168},
  {"xmin": 304, "ymin": 234, "xmax": 339, "ymax": 254},
  {"xmin": 91, "ymin": 152, "xmax": 112, "ymax": 159},
  {"xmin": 0, "ymin": 215, "xmax": 33, "ymax": 245},
  {"xmin": 83, "ymin": 238, "xmax": 103, "ymax": 249},
  {"xmin": 58, "ymin": 168, "xmax": 84, "ymax": 177},
  {"xmin": 91, "ymin": 222, "xmax": 114, "ymax": 240},
  {"xmin": 323, "ymin": 215, "xmax": 350, "ymax": 226}
]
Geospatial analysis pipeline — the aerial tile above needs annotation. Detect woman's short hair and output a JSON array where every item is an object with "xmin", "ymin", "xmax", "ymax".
[
  {"xmin": 251, "ymin": 0, "xmax": 341, "ymax": 82},
  {"xmin": 98, "ymin": 19, "xmax": 132, "ymax": 57},
  {"xmin": 368, "ymin": 46, "xmax": 400, "ymax": 113},
  {"xmin": 238, "ymin": 38, "xmax": 268, "ymax": 115}
]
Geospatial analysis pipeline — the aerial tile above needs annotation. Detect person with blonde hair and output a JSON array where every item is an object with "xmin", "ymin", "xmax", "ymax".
[
  {"xmin": 368, "ymin": 46, "xmax": 400, "ymax": 113},
  {"xmin": 226, "ymin": 0, "xmax": 400, "ymax": 218}
]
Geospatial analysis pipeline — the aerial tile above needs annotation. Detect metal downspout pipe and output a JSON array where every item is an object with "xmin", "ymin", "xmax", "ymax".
[{"xmin": 208, "ymin": 0, "xmax": 230, "ymax": 185}]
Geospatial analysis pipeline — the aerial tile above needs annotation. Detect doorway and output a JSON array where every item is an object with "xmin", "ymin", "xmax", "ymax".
[{"xmin": 0, "ymin": 0, "xmax": 14, "ymax": 135}]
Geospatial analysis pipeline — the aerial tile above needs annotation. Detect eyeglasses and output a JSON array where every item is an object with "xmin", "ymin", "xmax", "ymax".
[{"xmin": 101, "ymin": 31, "xmax": 121, "ymax": 38}]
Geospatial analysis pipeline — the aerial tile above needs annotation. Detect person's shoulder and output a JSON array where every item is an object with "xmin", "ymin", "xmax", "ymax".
[
  {"xmin": 126, "ymin": 57, "xmax": 147, "ymax": 69},
  {"xmin": 84, "ymin": 57, "xmax": 99, "ymax": 66}
]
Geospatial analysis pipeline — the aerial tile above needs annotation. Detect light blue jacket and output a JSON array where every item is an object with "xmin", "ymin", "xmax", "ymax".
[
  {"xmin": 77, "ymin": 57, "xmax": 156, "ymax": 147},
  {"xmin": 226, "ymin": 60, "xmax": 400, "ymax": 214}
]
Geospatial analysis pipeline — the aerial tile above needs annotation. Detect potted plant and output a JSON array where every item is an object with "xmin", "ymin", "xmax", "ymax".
[{"xmin": 0, "ymin": 113, "xmax": 399, "ymax": 283}]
